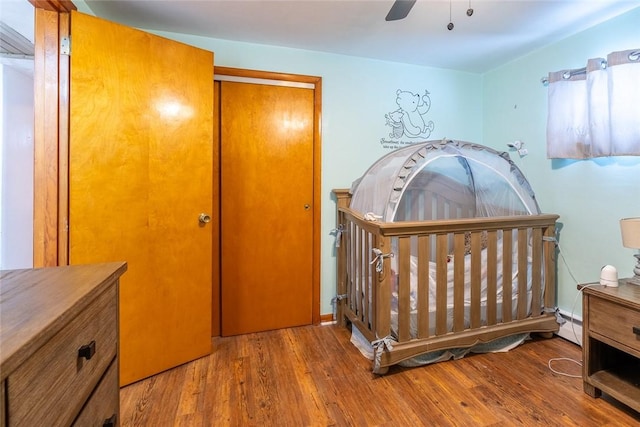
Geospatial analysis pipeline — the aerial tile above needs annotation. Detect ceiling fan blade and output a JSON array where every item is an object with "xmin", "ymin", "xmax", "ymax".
[{"xmin": 385, "ymin": 0, "xmax": 417, "ymax": 21}]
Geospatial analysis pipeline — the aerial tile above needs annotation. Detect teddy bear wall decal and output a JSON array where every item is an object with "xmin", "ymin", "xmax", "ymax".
[{"xmin": 381, "ymin": 89, "xmax": 435, "ymax": 149}]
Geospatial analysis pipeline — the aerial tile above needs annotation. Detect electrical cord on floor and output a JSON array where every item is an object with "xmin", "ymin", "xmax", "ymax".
[{"xmin": 548, "ymin": 357, "xmax": 582, "ymax": 378}]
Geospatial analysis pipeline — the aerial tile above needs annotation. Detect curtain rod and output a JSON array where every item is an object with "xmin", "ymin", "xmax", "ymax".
[
  {"xmin": 541, "ymin": 49, "xmax": 640, "ymax": 86},
  {"xmin": 540, "ymin": 68, "xmax": 586, "ymax": 86}
]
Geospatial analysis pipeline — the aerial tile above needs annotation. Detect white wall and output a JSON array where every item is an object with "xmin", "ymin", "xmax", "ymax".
[{"xmin": 1, "ymin": 64, "xmax": 34, "ymax": 269}]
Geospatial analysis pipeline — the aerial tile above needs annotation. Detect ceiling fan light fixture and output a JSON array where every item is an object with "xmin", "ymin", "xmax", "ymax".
[
  {"xmin": 385, "ymin": 0, "xmax": 474, "ymax": 29},
  {"xmin": 385, "ymin": 0, "xmax": 417, "ymax": 21}
]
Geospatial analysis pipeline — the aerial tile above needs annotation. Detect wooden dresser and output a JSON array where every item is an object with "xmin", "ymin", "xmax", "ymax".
[
  {"xmin": 0, "ymin": 262, "xmax": 127, "ymax": 426},
  {"xmin": 581, "ymin": 280, "xmax": 640, "ymax": 413}
]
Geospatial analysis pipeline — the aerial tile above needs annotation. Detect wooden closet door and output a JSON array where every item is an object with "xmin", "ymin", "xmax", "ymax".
[
  {"xmin": 68, "ymin": 11, "xmax": 214, "ymax": 385},
  {"xmin": 220, "ymin": 81, "xmax": 314, "ymax": 335}
]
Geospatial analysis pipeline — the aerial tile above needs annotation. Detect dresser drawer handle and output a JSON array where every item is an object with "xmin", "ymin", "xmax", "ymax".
[
  {"xmin": 103, "ymin": 413, "xmax": 117, "ymax": 427},
  {"xmin": 78, "ymin": 340, "xmax": 96, "ymax": 360},
  {"xmin": 634, "ymin": 326, "xmax": 640, "ymax": 337}
]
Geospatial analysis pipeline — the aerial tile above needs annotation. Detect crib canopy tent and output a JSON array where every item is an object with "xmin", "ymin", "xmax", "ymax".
[{"xmin": 349, "ymin": 140, "xmax": 540, "ymax": 222}]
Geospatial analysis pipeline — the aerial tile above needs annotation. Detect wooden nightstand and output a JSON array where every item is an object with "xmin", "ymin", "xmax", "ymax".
[{"xmin": 580, "ymin": 280, "xmax": 640, "ymax": 412}]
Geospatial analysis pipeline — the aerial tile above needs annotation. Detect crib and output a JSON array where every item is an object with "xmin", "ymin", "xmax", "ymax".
[{"xmin": 332, "ymin": 140, "xmax": 560, "ymax": 374}]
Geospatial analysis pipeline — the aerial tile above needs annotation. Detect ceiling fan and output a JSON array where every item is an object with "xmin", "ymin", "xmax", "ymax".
[
  {"xmin": 385, "ymin": 0, "xmax": 417, "ymax": 21},
  {"xmin": 385, "ymin": 0, "xmax": 474, "ymax": 29}
]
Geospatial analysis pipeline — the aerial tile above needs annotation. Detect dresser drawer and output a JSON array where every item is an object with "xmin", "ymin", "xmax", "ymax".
[
  {"xmin": 7, "ymin": 285, "xmax": 117, "ymax": 426},
  {"xmin": 589, "ymin": 296, "xmax": 640, "ymax": 353},
  {"xmin": 73, "ymin": 359, "xmax": 119, "ymax": 427}
]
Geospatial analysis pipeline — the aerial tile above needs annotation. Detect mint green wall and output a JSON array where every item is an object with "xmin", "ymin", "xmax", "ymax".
[{"xmin": 483, "ymin": 7, "xmax": 640, "ymax": 318}]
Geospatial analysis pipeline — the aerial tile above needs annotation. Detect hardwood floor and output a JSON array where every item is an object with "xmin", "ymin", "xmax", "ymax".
[{"xmin": 120, "ymin": 324, "xmax": 640, "ymax": 426}]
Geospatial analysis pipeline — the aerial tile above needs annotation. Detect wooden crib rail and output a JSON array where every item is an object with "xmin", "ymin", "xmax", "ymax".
[
  {"xmin": 345, "ymin": 208, "xmax": 560, "ymax": 236},
  {"xmin": 334, "ymin": 198, "xmax": 560, "ymax": 371}
]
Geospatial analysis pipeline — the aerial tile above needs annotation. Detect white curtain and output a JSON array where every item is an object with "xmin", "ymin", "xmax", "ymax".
[
  {"xmin": 546, "ymin": 68, "xmax": 590, "ymax": 158},
  {"xmin": 546, "ymin": 49, "xmax": 640, "ymax": 159},
  {"xmin": 608, "ymin": 49, "xmax": 640, "ymax": 155},
  {"xmin": 587, "ymin": 58, "xmax": 610, "ymax": 157}
]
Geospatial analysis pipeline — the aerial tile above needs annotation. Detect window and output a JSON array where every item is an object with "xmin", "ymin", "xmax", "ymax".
[{"xmin": 546, "ymin": 48, "xmax": 640, "ymax": 159}]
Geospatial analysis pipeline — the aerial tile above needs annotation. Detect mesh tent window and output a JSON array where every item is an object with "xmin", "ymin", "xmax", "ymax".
[{"xmin": 349, "ymin": 139, "xmax": 540, "ymax": 222}]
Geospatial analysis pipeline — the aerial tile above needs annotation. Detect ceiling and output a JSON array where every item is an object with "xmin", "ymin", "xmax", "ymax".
[
  {"xmin": 80, "ymin": 0, "xmax": 640, "ymax": 73},
  {"xmin": 0, "ymin": 0, "xmax": 35, "ymax": 76}
]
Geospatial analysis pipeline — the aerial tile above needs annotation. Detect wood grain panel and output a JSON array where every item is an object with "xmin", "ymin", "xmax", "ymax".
[
  {"xmin": 590, "ymin": 297, "xmax": 640, "ymax": 353},
  {"xmin": 416, "ymin": 235, "xmax": 430, "ymax": 338},
  {"xmin": 470, "ymin": 230, "xmax": 482, "ymax": 328},
  {"xmin": 29, "ymin": 0, "xmax": 76, "ymax": 12},
  {"xmin": 57, "ymin": 12, "xmax": 70, "ymax": 266},
  {"xmin": 120, "ymin": 326, "xmax": 640, "ymax": 426},
  {"xmin": 0, "ymin": 380, "xmax": 4, "ymax": 427},
  {"xmin": 220, "ymin": 81, "xmax": 314, "ymax": 335},
  {"xmin": 212, "ymin": 81, "xmax": 221, "ymax": 336},
  {"xmin": 214, "ymin": 69, "xmax": 321, "ymax": 328},
  {"xmin": 453, "ymin": 232, "xmax": 465, "ymax": 331},
  {"xmin": 33, "ymin": 8, "xmax": 61, "ymax": 267},
  {"xmin": 146, "ymin": 24, "xmax": 214, "ymax": 377},
  {"xmin": 68, "ymin": 11, "xmax": 213, "ymax": 385},
  {"xmin": 0, "ymin": 263, "xmax": 126, "ymax": 376},
  {"xmin": 72, "ymin": 360, "xmax": 119, "ymax": 427},
  {"xmin": 376, "ymin": 236, "xmax": 392, "ymax": 339},
  {"xmin": 7, "ymin": 286, "xmax": 117, "ymax": 426},
  {"xmin": 1, "ymin": 263, "xmax": 125, "ymax": 426},
  {"xmin": 397, "ymin": 236, "xmax": 410, "ymax": 342},
  {"xmin": 436, "ymin": 233, "xmax": 448, "ymax": 335},
  {"xmin": 486, "ymin": 230, "xmax": 498, "ymax": 325}
]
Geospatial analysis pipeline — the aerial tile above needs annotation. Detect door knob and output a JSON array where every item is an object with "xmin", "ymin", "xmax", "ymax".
[
  {"xmin": 199, "ymin": 213, "xmax": 212, "ymax": 224},
  {"xmin": 304, "ymin": 204, "xmax": 311, "ymax": 210}
]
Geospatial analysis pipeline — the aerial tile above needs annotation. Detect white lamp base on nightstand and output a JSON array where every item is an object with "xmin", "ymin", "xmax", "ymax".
[{"xmin": 627, "ymin": 275, "xmax": 640, "ymax": 286}]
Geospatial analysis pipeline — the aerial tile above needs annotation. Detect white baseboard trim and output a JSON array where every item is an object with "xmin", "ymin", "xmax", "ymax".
[
  {"xmin": 554, "ymin": 309, "xmax": 582, "ymax": 346},
  {"xmin": 320, "ymin": 319, "xmax": 337, "ymax": 326}
]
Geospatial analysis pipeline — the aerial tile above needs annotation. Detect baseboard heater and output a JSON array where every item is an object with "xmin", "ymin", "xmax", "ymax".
[{"xmin": 554, "ymin": 309, "xmax": 583, "ymax": 346}]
